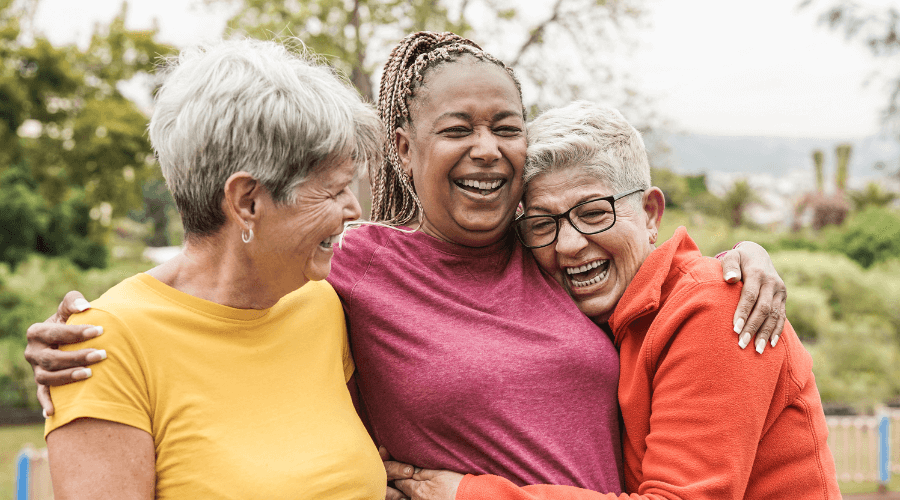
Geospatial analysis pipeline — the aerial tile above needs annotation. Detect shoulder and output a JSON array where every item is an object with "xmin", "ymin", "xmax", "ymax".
[{"xmin": 330, "ymin": 224, "xmax": 402, "ymax": 294}]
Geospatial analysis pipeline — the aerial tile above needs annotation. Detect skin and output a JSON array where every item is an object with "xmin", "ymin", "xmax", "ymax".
[
  {"xmin": 396, "ymin": 57, "xmax": 527, "ymax": 248},
  {"xmin": 45, "ymin": 162, "xmax": 363, "ymax": 499},
  {"xmin": 526, "ymin": 171, "xmax": 664, "ymax": 324}
]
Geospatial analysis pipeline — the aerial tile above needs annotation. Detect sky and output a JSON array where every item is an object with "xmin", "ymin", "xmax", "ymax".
[{"xmin": 28, "ymin": 0, "xmax": 898, "ymax": 140}]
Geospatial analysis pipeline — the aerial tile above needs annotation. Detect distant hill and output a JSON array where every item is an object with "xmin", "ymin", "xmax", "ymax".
[{"xmin": 662, "ymin": 134, "xmax": 900, "ymax": 181}]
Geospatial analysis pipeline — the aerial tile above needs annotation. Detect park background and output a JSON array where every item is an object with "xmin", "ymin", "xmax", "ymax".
[{"xmin": 1, "ymin": 0, "xmax": 900, "ymax": 497}]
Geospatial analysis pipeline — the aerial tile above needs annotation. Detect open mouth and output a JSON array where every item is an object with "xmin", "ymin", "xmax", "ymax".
[
  {"xmin": 319, "ymin": 233, "xmax": 342, "ymax": 249},
  {"xmin": 454, "ymin": 178, "xmax": 506, "ymax": 196},
  {"xmin": 565, "ymin": 259, "xmax": 610, "ymax": 288}
]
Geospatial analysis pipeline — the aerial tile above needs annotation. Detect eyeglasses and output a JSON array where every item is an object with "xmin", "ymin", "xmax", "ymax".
[{"xmin": 514, "ymin": 187, "xmax": 645, "ymax": 249}]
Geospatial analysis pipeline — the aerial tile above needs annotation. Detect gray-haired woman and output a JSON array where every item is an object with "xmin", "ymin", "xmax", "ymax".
[{"xmin": 42, "ymin": 38, "xmax": 387, "ymax": 499}]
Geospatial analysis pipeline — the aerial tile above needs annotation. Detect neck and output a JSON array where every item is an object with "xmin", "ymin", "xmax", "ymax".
[{"xmin": 147, "ymin": 232, "xmax": 305, "ymax": 310}]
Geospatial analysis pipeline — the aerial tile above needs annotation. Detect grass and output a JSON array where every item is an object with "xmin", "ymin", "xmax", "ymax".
[{"xmin": 0, "ymin": 424, "xmax": 46, "ymax": 499}]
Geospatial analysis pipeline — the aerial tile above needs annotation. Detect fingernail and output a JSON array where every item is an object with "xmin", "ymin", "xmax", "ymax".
[
  {"xmin": 84, "ymin": 326, "xmax": 104, "ymax": 338},
  {"xmin": 755, "ymin": 338, "xmax": 766, "ymax": 354},
  {"xmin": 738, "ymin": 331, "xmax": 751, "ymax": 349},
  {"xmin": 771, "ymin": 334, "xmax": 780, "ymax": 347},
  {"xmin": 414, "ymin": 468, "xmax": 422, "ymax": 473},
  {"xmin": 724, "ymin": 271, "xmax": 738, "ymax": 282},
  {"xmin": 733, "ymin": 318, "xmax": 745, "ymax": 335},
  {"xmin": 73, "ymin": 298, "xmax": 91, "ymax": 312},
  {"xmin": 86, "ymin": 349, "xmax": 107, "ymax": 362},
  {"xmin": 42, "ymin": 409, "xmax": 49, "ymax": 419},
  {"xmin": 404, "ymin": 466, "xmax": 412, "ymax": 475},
  {"xmin": 72, "ymin": 368, "xmax": 92, "ymax": 380}
]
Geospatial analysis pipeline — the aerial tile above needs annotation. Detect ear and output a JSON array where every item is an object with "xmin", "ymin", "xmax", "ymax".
[
  {"xmin": 222, "ymin": 172, "xmax": 263, "ymax": 231},
  {"xmin": 395, "ymin": 127, "xmax": 413, "ymax": 178},
  {"xmin": 642, "ymin": 187, "xmax": 665, "ymax": 244}
]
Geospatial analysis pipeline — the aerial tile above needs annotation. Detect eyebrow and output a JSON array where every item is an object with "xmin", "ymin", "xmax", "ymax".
[
  {"xmin": 434, "ymin": 110, "xmax": 523, "ymax": 123},
  {"xmin": 526, "ymin": 193, "xmax": 609, "ymax": 215}
]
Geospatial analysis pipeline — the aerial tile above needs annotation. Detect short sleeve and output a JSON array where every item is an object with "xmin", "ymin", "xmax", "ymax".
[
  {"xmin": 341, "ymin": 319, "xmax": 356, "ymax": 383},
  {"xmin": 45, "ymin": 308, "xmax": 152, "ymax": 438}
]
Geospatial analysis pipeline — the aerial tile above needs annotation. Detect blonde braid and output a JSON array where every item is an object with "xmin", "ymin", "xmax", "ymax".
[{"xmin": 371, "ymin": 31, "xmax": 524, "ymax": 225}]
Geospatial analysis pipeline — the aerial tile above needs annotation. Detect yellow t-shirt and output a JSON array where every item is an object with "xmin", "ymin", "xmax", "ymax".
[{"xmin": 46, "ymin": 273, "xmax": 386, "ymax": 499}]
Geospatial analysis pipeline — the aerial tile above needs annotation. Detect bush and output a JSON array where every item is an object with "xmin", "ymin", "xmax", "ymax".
[{"xmin": 826, "ymin": 206, "xmax": 900, "ymax": 268}]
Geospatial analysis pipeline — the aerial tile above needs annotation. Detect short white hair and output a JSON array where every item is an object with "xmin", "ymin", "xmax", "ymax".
[
  {"xmin": 525, "ymin": 101, "xmax": 650, "ymax": 205},
  {"xmin": 149, "ymin": 38, "xmax": 382, "ymax": 237}
]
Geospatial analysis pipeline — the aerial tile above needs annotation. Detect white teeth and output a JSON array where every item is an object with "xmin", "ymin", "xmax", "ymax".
[
  {"xmin": 320, "ymin": 233, "xmax": 342, "ymax": 248},
  {"xmin": 570, "ymin": 266, "xmax": 609, "ymax": 287},
  {"xmin": 458, "ymin": 179, "xmax": 503, "ymax": 190},
  {"xmin": 566, "ymin": 260, "xmax": 603, "ymax": 275}
]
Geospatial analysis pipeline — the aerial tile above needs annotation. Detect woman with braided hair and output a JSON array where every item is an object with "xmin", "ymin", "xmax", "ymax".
[{"xmin": 25, "ymin": 32, "xmax": 788, "ymax": 499}]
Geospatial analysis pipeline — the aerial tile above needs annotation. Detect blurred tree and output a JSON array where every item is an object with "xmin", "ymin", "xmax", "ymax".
[
  {"xmin": 835, "ymin": 143, "xmax": 851, "ymax": 191},
  {"xmin": 650, "ymin": 167, "xmax": 688, "ymax": 208},
  {"xmin": 0, "ymin": 0, "xmax": 176, "ymax": 266},
  {"xmin": 848, "ymin": 180, "xmax": 898, "ymax": 210},
  {"xmin": 720, "ymin": 179, "xmax": 760, "ymax": 226},
  {"xmin": 812, "ymin": 149, "xmax": 824, "ymax": 191}
]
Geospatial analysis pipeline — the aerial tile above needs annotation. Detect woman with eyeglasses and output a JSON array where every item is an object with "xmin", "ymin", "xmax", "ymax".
[{"xmin": 392, "ymin": 101, "xmax": 839, "ymax": 500}]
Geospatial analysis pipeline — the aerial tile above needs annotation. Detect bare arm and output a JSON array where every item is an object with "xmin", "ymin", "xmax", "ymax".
[{"xmin": 47, "ymin": 418, "xmax": 155, "ymax": 500}]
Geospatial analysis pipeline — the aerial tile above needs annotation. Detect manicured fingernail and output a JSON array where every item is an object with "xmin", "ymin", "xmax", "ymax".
[
  {"xmin": 738, "ymin": 331, "xmax": 751, "ymax": 349},
  {"xmin": 84, "ymin": 326, "xmax": 103, "ymax": 338},
  {"xmin": 771, "ymin": 334, "xmax": 780, "ymax": 347},
  {"xmin": 72, "ymin": 368, "xmax": 92, "ymax": 380},
  {"xmin": 42, "ymin": 409, "xmax": 49, "ymax": 419},
  {"xmin": 73, "ymin": 298, "xmax": 91, "ymax": 312},
  {"xmin": 733, "ymin": 318, "xmax": 745, "ymax": 334},
  {"xmin": 755, "ymin": 338, "xmax": 766, "ymax": 354},
  {"xmin": 724, "ymin": 271, "xmax": 738, "ymax": 282},
  {"xmin": 86, "ymin": 349, "xmax": 107, "ymax": 362}
]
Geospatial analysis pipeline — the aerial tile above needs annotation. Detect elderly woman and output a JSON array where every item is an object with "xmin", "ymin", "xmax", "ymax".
[
  {"xmin": 394, "ymin": 102, "xmax": 840, "ymax": 499},
  {"xmin": 43, "ymin": 39, "xmax": 387, "ymax": 499},
  {"xmin": 28, "ymin": 32, "xmax": 787, "ymax": 499}
]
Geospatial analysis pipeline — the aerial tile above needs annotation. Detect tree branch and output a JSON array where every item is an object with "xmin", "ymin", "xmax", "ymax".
[{"xmin": 509, "ymin": 0, "xmax": 565, "ymax": 67}]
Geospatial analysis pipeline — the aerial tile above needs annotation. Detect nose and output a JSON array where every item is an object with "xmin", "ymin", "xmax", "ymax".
[
  {"xmin": 469, "ymin": 128, "xmax": 501, "ymax": 165},
  {"xmin": 555, "ymin": 219, "xmax": 588, "ymax": 257},
  {"xmin": 343, "ymin": 187, "xmax": 363, "ymax": 222}
]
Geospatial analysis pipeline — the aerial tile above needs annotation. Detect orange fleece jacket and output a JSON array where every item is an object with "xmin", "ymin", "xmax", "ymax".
[{"xmin": 457, "ymin": 227, "xmax": 840, "ymax": 500}]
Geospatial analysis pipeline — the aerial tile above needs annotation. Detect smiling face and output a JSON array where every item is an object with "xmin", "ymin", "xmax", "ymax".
[
  {"xmin": 525, "ymin": 168, "xmax": 663, "ymax": 323},
  {"xmin": 256, "ymin": 158, "xmax": 362, "ymax": 287},
  {"xmin": 396, "ymin": 58, "xmax": 527, "ymax": 247}
]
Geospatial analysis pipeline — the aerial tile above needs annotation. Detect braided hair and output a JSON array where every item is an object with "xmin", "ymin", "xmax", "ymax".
[{"xmin": 371, "ymin": 31, "xmax": 524, "ymax": 225}]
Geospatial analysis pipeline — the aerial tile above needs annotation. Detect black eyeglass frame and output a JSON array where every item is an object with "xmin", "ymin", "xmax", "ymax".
[{"xmin": 514, "ymin": 187, "xmax": 646, "ymax": 249}]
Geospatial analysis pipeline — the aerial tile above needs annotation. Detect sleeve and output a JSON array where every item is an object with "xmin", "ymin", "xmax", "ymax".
[
  {"xmin": 45, "ymin": 308, "xmax": 152, "ymax": 438},
  {"xmin": 632, "ymin": 282, "xmax": 784, "ymax": 499},
  {"xmin": 341, "ymin": 316, "xmax": 356, "ymax": 383},
  {"xmin": 457, "ymin": 474, "xmax": 626, "ymax": 500}
]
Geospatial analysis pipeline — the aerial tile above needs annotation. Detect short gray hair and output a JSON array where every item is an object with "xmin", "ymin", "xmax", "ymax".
[
  {"xmin": 524, "ymin": 101, "xmax": 650, "ymax": 205},
  {"xmin": 149, "ymin": 38, "xmax": 382, "ymax": 238}
]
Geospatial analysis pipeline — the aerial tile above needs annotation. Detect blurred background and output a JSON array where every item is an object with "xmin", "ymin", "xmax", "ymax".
[{"xmin": 1, "ymin": 0, "xmax": 899, "ymax": 496}]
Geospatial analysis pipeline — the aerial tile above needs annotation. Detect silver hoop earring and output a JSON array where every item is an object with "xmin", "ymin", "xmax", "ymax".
[{"xmin": 241, "ymin": 228, "xmax": 254, "ymax": 244}]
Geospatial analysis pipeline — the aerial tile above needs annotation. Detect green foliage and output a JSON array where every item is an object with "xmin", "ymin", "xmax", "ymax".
[
  {"xmin": 0, "ymin": 254, "xmax": 150, "ymax": 407},
  {"xmin": 825, "ymin": 206, "xmax": 900, "ymax": 268},
  {"xmin": 0, "ymin": 1, "xmax": 175, "ymax": 269},
  {"xmin": 651, "ymin": 167, "xmax": 688, "ymax": 208},
  {"xmin": 720, "ymin": 179, "xmax": 759, "ymax": 227},
  {"xmin": 772, "ymin": 250, "xmax": 900, "ymax": 410},
  {"xmin": 848, "ymin": 181, "xmax": 898, "ymax": 211}
]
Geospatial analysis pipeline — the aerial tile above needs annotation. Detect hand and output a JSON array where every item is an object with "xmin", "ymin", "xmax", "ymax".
[
  {"xmin": 23, "ymin": 291, "xmax": 107, "ymax": 416},
  {"xmin": 394, "ymin": 469, "xmax": 464, "ymax": 500},
  {"xmin": 719, "ymin": 241, "xmax": 787, "ymax": 354},
  {"xmin": 380, "ymin": 446, "xmax": 415, "ymax": 500}
]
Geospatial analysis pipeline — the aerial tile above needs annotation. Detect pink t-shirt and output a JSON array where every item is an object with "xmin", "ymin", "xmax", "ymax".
[{"xmin": 328, "ymin": 225, "xmax": 623, "ymax": 493}]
